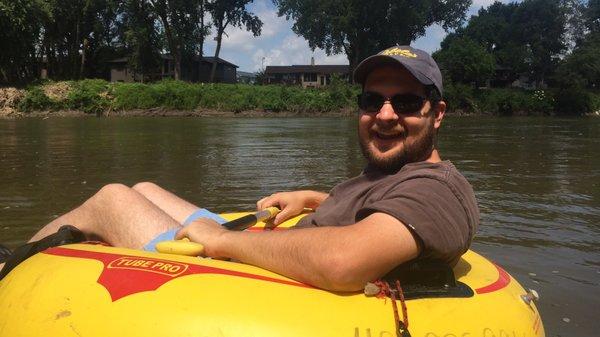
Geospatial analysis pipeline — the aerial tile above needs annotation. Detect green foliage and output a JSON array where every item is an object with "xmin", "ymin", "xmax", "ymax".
[
  {"xmin": 0, "ymin": 0, "xmax": 48, "ymax": 84},
  {"xmin": 586, "ymin": 0, "xmax": 600, "ymax": 33},
  {"xmin": 121, "ymin": 0, "xmax": 163, "ymax": 76},
  {"xmin": 207, "ymin": 0, "xmax": 262, "ymax": 82},
  {"xmin": 554, "ymin": 32, "xmax": 600, "ymax": 89},
  {"xmin": 148, "ymin": 0, "xmax": 211, "ymax": 80},
  {"xmin": 152, "ymin": 80, "xmax": 203, "ymax": 110},
  {"xmin": 13, "ymin": 80, "xmax": 600, "ymax": 116},
  {"xmin": 438, "ymin": 0, "xmax": 568, "ymax": 85},
  {"xmin": 273, "ymin": 0, "xmax": 471, "ymax": 73},
  {"xmin": 434, "ymin": 37, "xmax": 495, "ymax": 85},
  {"xmin": 40, "ymin": 0, "xmax": 120, "ymax": 80},
  {"xmin": 443, "ymin": 82, "xmax": 478, "ymax": 112},
  {"xmin": 17, "ymin": 87, "xmax": 53, "ymax": 112},
  {"xmin": 553, "ymin": 86, "xmax": 592, "ymax": 116},
  {"xmin": 112, "ymin": 82, "xmax": 159, "ymax": 109},
  {"xmin": 476, "ymin": 88, "xmax": 554, "ymax": 115},
  {"xmin": 444, "ymin": 81, "xmax": 557, "ymax": 115},
  {"xmin": 17, "ymin": 80, "xmax": 358, "ymax": 114},
  {"xmin": 65, "ymin": 79, "xmax": 111, "ymax": 114}
]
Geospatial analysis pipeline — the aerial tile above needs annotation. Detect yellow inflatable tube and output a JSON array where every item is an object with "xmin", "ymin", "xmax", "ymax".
[{"xmin": 0, "ymin": 212, "xmax": 544, "ymax": 337}]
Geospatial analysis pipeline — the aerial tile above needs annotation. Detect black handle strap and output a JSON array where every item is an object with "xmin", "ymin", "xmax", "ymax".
[{"xmin": 0, "ymin": 225, "xmax": 86, "ymax": 281}]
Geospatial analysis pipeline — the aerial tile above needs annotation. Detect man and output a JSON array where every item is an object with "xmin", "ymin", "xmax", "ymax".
[{"xmin": 12, "ymin": 46, "xmax": 479, "ymax": 291}]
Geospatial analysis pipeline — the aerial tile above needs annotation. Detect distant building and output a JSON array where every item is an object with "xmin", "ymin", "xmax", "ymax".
[
  {"xmin": 108, "ymin": 54, "xmax": 238, "ymax": 83},
  {"xmin": 264, "ymin": 57, "xmax": 349, "ymax": 88},
  {"xmin": 237, "ymin": 71, "xmax": 257, "ymax": 84}
]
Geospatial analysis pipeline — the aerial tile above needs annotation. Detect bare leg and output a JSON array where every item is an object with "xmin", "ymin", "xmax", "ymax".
[
  {"xmin": 131, "ymin": 182, "xmax": 200, "ymax": 224},
  {"xmin": 29, "ymin": 184, "xmax": 183, "ymax": 249}
]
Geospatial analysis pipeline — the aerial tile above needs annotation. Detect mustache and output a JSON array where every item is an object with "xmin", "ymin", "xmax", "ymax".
[{"xmin": 371, "ymin": 125, "xmax": 406, "ymax": 135}]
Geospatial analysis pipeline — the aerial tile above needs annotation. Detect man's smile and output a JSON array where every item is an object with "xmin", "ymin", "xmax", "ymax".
[{"xmin": 371, "ymin": 128, "xmax": 405, "ymax": 142}]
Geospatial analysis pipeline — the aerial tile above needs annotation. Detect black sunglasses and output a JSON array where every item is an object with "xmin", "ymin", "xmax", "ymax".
[{"xmin": 357, "ymin": 91, "xmax": 427, "ymax": 115}]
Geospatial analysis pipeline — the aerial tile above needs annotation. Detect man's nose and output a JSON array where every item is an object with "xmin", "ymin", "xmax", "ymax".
[{"xmin": 376, "ymin": 101, "xmax": 398, "ymax": 122}]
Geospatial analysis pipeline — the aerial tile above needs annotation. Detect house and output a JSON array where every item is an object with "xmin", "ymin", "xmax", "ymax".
[
  {"xmin": 108, "ymin": 54, "xmax": 238, "ymax": 83},
  {"xmin": 264, "ymin": 58, "xmax": 349, "ymax": 88}
]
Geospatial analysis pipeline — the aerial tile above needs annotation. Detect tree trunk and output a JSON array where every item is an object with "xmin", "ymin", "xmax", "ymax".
[
  {"xmin": 74, "ymin": 16, "xmax": 81, "ymax": 79},
  {"xmin": 174, "ymin": 47, "xmax": 182, "ymax": 81},
  {"xmin": 157, "ymin": 11, "xmax": 180, "ymax": 80},
  {"xmin": 345, "ymin": 41, "xmax": 361, "ymax": 84},
  {"xmin": 199, "ymin": 0, "xmax": 205, "ymax": 58},
  {"xmin": 80, "ymin": 38, "xmax": 88, "ymax": 78},
  {"xmin": 210, "ymin": 29, "xmax": 223, "ymax": 83}
]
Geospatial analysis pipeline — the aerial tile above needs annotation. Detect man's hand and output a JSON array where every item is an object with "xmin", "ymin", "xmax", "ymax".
[
  {"xmin": 256, "ymin": 190, "xmax": 328, "ymax": 225},
  {"xmin": 175, "ymin": 218, "xmax": 227, "ymax": 257}
]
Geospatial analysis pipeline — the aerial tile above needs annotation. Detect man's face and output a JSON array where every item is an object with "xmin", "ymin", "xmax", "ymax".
[{"xmin": 358, "ymin": 65, "xmax": 444, "ymax": 172}]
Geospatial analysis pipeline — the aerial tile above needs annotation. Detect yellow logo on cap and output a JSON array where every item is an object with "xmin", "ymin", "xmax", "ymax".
[{"xmin": 381, "ymin": 47, "xmax": 417, "ymax": 58}]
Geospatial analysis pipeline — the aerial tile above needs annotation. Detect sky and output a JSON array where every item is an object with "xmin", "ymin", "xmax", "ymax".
[{"xmin": 204, "ymin": 0, "xmax": 512, "ymax": 73}]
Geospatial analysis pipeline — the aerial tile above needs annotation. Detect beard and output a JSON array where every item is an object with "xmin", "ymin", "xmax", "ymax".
[{"xmin": 359, "ymin": 117, "xmax": 436, "ymax": 173}]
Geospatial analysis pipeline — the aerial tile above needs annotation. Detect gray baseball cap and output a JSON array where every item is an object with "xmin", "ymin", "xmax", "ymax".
[{"xmin": 353, "ymin": 45, "xmax": 443, "ymax": 96}]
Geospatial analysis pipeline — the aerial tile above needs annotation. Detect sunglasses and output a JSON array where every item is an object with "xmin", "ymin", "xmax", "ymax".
[{"xmin": 357, "ymin": 91, "xmax": 427, "ymax": 115}]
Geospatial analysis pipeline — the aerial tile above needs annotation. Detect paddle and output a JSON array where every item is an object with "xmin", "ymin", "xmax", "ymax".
[{"xmin": 155, "ymin": 207, "xmax": 280, "ymax": 256}]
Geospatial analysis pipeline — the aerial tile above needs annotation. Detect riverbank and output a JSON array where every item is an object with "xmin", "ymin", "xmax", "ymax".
[
  {"xmin": 3, "ymin": 108, "xmax": 357, "ymax": 118},
  {"xmin": 1, "ymin": 79, "xmax": 599, "ymax": 118}
]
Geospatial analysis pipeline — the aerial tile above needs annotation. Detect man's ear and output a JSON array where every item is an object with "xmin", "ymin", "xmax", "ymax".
[{"xmin": 434, "ymin": 101, "xmax": 446, "ymax": 129}]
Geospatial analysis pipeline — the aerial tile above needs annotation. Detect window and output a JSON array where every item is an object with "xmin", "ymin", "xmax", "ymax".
[{"xmin": 303, "ymin": 73, "xmax": 317, "ymax": 82}]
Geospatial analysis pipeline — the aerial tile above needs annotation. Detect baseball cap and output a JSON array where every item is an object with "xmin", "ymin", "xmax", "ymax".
[{"xmin": 353, "ymin": 45, "xmax": 443, "ymax": 96}]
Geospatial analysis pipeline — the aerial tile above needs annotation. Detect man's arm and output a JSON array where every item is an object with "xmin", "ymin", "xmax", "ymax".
[{"xmin": 177, "ymin": 212, "xmax": 420, "ymax": 292}]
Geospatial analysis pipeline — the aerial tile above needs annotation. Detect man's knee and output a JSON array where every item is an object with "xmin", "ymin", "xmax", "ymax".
[
  {"xmin": 88, "ymin": 183, "xmax": 134, "ymax": 207},
  {"xmin": 132, "ymin": 181, "xmax": 161, "ymax": 195}
]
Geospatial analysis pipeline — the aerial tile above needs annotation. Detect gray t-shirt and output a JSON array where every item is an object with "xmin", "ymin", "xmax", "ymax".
[{"xmin": 295, "ymin": 160, "xmax": 479, "ymax": 265}]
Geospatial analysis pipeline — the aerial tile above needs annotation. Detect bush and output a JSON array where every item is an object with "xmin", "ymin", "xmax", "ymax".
[
  {"xmin": 65, "ymin": 79, "xmax": 111, "ymax": 114},
  {"xmin": 443, "ymin": 82, "xmax": 479, "ymax": 113},
  {"xmin": 112, "ymin": 82, "xmax": 158, "ymax": 109},
  {"xmin": 151, "ymin": 80, "xmax": 203, "ymax": 110},
  {"xmin": 553, "ymin": 86, "xmax": 592, "ymax": 116},
  {"xmin": 446, "ymin": 87, "xmax": 554, "ymax": 115},
  {"xmin": 443, "ymin": 82, "xmax": 561, "ymax": 115},
  {"xmin": 17, "ymin": 87, "xmax": 54, "ymax": 112}
]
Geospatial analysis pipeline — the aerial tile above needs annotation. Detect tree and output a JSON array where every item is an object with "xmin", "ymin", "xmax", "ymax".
[
  {"xmin": 462, "ymin": 2, "xmax": 518, "ymax": 53},
  {"xmin": 208, "ymin": 0, "xmax": 262, "ymax": 82},
  {"xmin": 147, "ymin": 0, "xmax": 209, "ymax": 80},
  {"xmin": 433, "ymin": 37, "xmax": 495, "ymax": 86},
  {"xmin": 512, "ymin": 0, "xmax": 567, "ymax": 84},
  {"xmin": 39, "ymin": 0, "xmax": 120, "ymax": 80},
  {"xmin": 437, "ymin": 0, "xmax": 569, "ymax": 86},
  {"xmin": 555, "ymin": 32, "xmax": 600, "ymax": 89},
  {"xmin": 586, "ymin": 0, "xmax": 600, "ymax": 33},
  {"xmin": 273, "ymin": 0, "xmax": 471, "ymax": 81},
  {"xmin": 119, "ymin": 0, "xmax": 163, "ymax": 81},
  {"xmin": 0, "ymin": 0, "xmax": 46, "ymax": 83}
]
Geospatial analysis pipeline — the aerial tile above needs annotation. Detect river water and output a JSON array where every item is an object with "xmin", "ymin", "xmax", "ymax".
[{"xmin": 0, "ymin": 116, "xmax": 598, "ymax": 336}]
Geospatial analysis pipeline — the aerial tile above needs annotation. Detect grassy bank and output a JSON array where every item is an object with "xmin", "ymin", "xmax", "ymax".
[
  {"xmin": 5, "ymin": 79, "xmax": 359, "ymax": 116},
  {"xmin": 1, "ymin": 79, "xmax": 599, "ymax": 117}
]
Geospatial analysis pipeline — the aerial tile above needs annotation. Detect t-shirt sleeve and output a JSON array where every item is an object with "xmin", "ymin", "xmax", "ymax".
[{"xmin": 356, "ymin": 178, "xmax": 472, "ymax": 265}]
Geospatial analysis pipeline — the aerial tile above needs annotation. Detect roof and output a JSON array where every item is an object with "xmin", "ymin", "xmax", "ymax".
[
  {"xmin": 265, "ymin": 65, "xmax": 349, "ymax": 75},
  {"xmin": 202, "ymin": 56, "xmax": 238, "ymax": 68},
  {"xmin": 108, "ymin": 55, "xmax": 238, "ymax": 68}
]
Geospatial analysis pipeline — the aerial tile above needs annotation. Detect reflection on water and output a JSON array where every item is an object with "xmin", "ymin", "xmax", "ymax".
[{"xmin": 1, "ymin": 116, "xmax": 599, "ymax": 336}]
